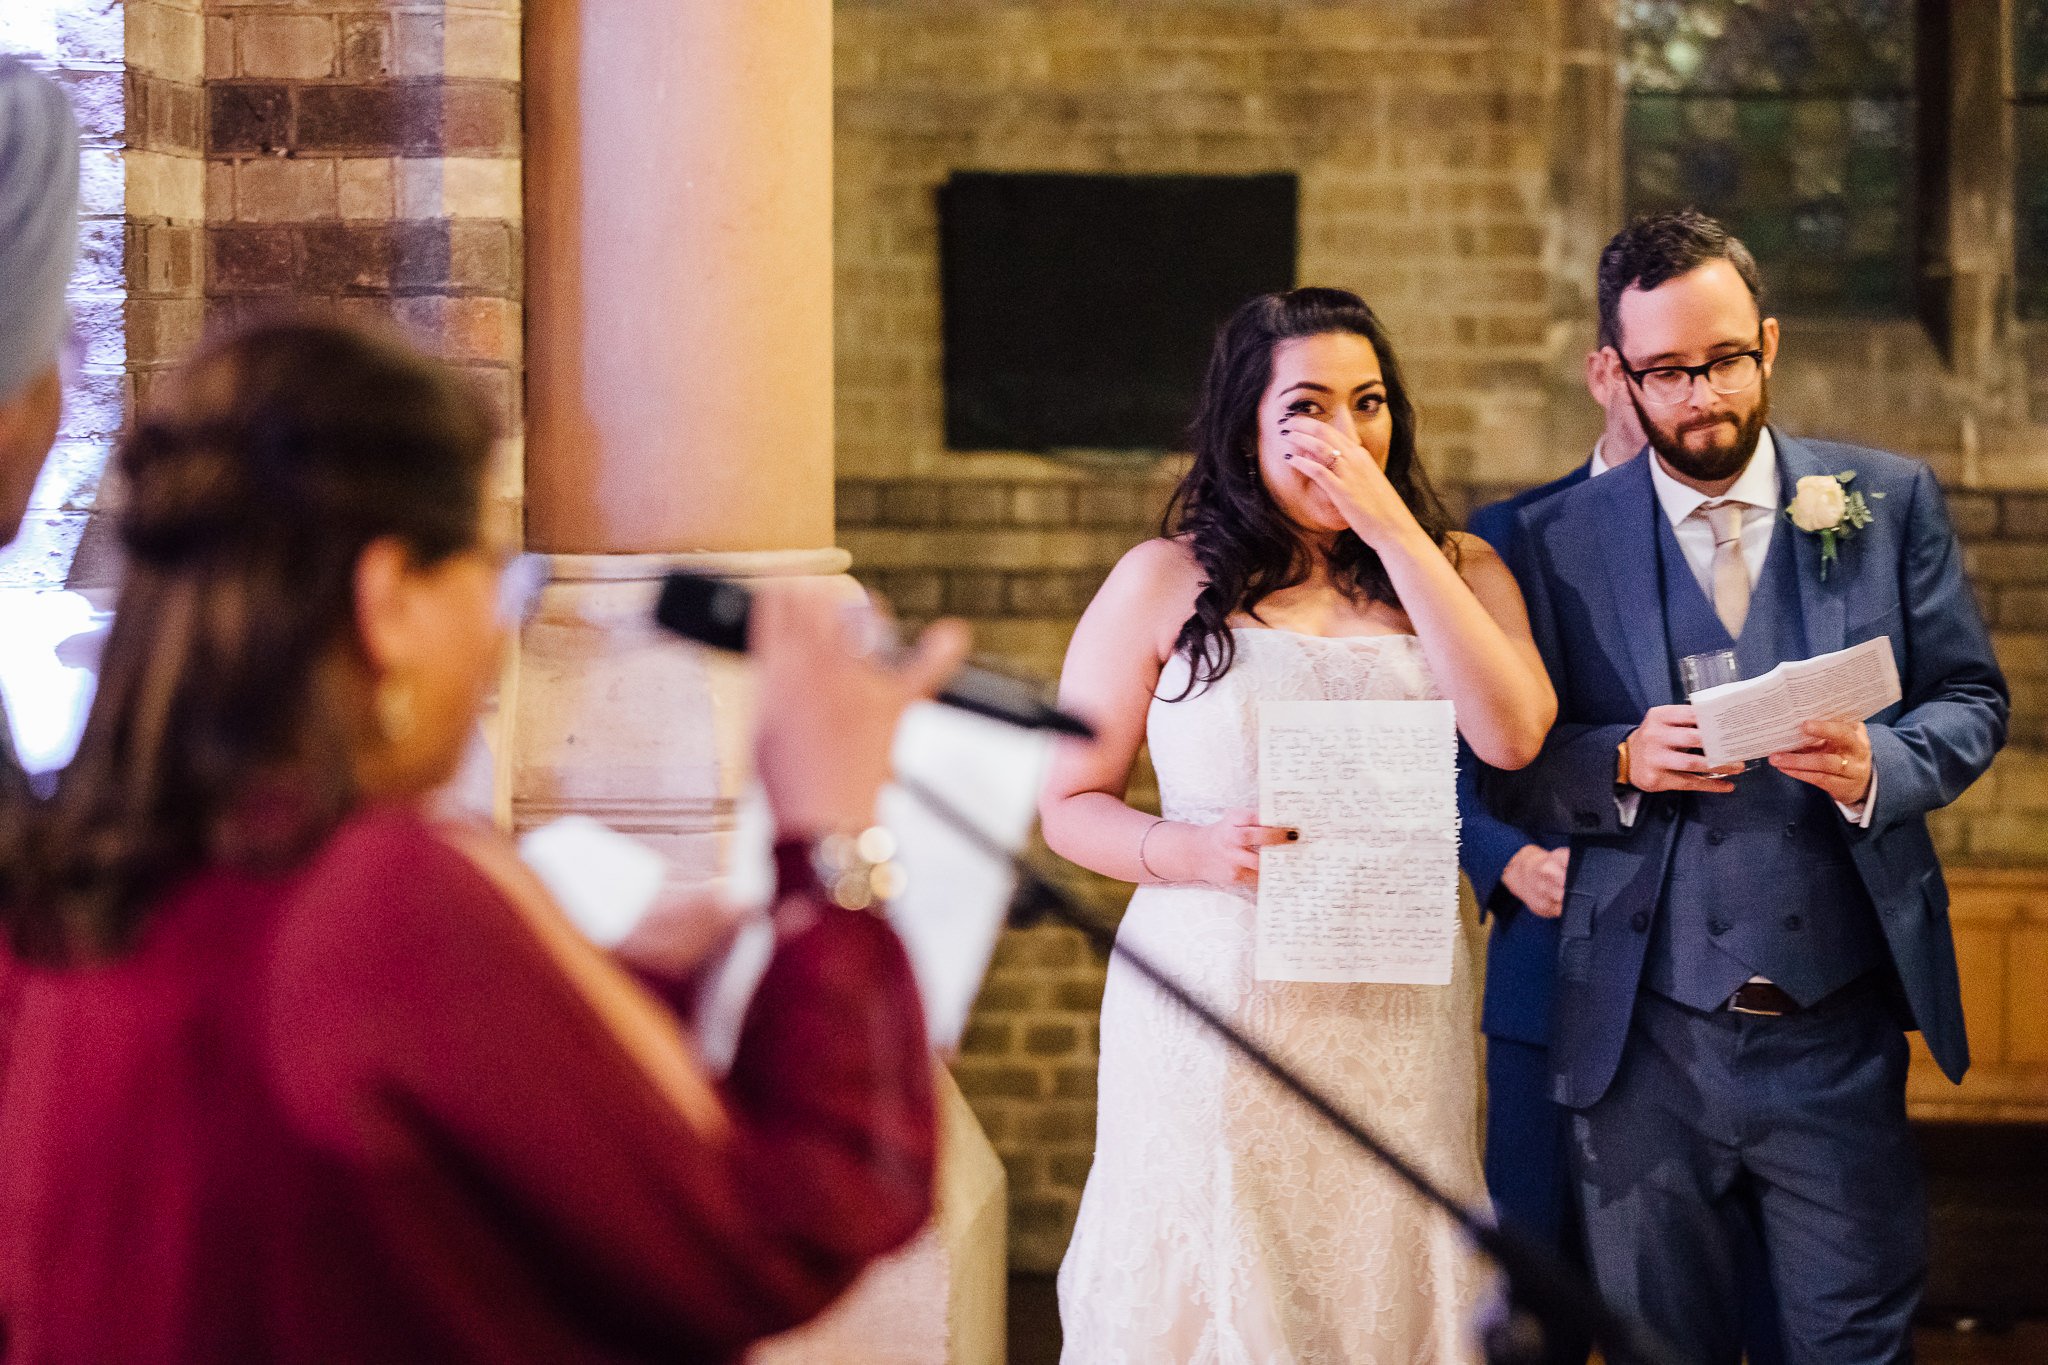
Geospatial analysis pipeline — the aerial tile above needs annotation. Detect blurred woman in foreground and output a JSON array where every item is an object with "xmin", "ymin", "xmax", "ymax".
[{"xmin": 0, "ymin": 320, "xmax": 964, "ymax": 1362}]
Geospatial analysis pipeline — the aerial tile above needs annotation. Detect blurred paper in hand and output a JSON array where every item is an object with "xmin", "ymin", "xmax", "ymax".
[
  {"xmin": 1256, "ymin": 699, "xmax": 1458, "ymax": 985},
  {"xmin": 708, "ymin": 701, "xmax": 1055, "ymax": 1060},
  {"xmin": 1690, "ymin": 636, "xmax": 1902, "ymax": 768},
  {"xmin": 880, "ymin": 701, "xmax": 1055, "ymax": 1048},
  {"xmin": 518, "ymin": 815, "xmax": 668, "ymax": 949}
]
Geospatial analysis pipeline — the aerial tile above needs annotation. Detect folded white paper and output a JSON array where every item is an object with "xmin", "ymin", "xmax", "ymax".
[
  {"xmin": 518, "ymin": 815, "xmax": 668, "ymax": 949},
  {"xmin": 697, "ymin": 701, "xmax": 1055, "ymax": 1065},
  {"xmin": 1690, "ymin": 636, "xmax": 1902, "ymax": 768},
  {"xmin": 880, "ymin": 701, "xmax": 1054, "ymax": 1047}
]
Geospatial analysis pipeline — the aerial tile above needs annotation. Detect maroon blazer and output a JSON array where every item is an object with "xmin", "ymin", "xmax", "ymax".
[{"xmin": 0, "ymin": 806, "xmax": 935, "ymax": 1362}]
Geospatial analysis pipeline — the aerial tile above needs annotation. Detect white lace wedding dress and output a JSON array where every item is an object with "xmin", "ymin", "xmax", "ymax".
[{"xmin": 1058, "ymin": 628, "xmax": 1491, "ymax": 1365}]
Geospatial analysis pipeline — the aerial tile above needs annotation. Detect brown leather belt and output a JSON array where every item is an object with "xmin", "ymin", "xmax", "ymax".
[{"xmin": 1726, "ymin": 981, "xmax": 1801, "ymax": 1017}]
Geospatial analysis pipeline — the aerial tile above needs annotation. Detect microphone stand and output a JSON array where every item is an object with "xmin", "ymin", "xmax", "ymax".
[{"xmin": 896, "ymin": 775, "xmax": 1687, "ymax": 1365}]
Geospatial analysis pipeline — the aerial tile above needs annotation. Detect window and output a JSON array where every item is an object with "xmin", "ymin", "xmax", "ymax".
[
  {"xmin": 1622, "ymin": 0, "xmax": 1917, "ymax": 315},
  {"xmin": 938, "ymin": 172, "xmax": 1297, "ymax": 453}
]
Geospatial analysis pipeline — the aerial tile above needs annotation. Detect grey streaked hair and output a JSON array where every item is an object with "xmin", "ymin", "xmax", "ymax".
[{"xmin": 0, "ymin": 55, "xmax": 81, "ymax": 403}]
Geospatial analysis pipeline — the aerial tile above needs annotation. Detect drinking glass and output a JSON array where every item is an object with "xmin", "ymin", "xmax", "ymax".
[
  {"xmin": 1678, "ymin": 648, "xmax": 1753, "ymax": 774},
  {"xmin": 1678, "ymin": 648, "xmax": 1739, "ymax": 697}
]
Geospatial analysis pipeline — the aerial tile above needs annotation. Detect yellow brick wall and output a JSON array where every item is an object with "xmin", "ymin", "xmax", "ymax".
[{"xmin": 833, "ymin": 0, "xmax": 2048, "ymax": 1271}]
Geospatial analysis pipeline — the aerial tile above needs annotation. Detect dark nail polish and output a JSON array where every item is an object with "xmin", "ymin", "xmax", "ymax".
[{"xmin": 1286, "ymin": 830, "xmax": 1300, "ymax": 841}]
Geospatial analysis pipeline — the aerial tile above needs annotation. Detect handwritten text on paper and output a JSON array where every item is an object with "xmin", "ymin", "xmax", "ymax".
[{"xmin": 1256, "ymin": 699, "xmax": 1458, "ymax": 984}]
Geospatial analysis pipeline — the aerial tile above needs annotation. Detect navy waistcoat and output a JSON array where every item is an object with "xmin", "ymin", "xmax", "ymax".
[{"xmin": 1641, "ymin": 507, "xmax": 1889, "ymax": 1010}]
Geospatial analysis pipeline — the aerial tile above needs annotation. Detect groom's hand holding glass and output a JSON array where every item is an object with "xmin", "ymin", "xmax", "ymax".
[
  {"xmin": 1622, "ymin": 707, "xmax": 1872, "ymax": 804},
  {"xmin": 1621, "ymin": 705, "xmax": 1741, "ymax": 794}
]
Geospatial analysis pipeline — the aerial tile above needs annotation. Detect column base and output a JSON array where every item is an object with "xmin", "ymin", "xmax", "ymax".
[
  {"xmin": 509, "ymin": 548, "xmax": 849, "ymax": 883},
  {"xmin": 750, "ymin": 1067, "xmax": 1009, "ymax": 1365}
]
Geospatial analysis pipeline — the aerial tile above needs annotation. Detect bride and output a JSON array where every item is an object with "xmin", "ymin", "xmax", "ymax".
[{"xmin": 1042, "ymin": 287, "xmax": 1555, "ymax": 1363}]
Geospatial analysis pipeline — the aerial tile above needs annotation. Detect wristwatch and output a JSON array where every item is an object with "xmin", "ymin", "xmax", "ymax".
[
  {"xmin": 1615, "ymin": 736, "xmax": 1633, "ymax": 790},
  {"xmin": 810, "ymin": 825, "xmax": 908, "ymax": 911}
]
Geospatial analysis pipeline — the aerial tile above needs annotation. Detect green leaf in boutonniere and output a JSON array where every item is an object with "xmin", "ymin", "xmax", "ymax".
[{"xmin": 1785, "ymin": 470, "xmax": 1884, "ymax": 580}]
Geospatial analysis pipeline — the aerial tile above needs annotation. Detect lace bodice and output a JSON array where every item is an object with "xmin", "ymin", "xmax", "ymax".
[{"xmin": 1149, "ymin": 628, "xmax": 1445, "ymax": 826}]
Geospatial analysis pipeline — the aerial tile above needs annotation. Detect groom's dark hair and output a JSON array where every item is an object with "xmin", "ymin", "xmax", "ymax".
[{"xmin": 1597, "ymin": 208, "xmax": 1764, "ymax": 351}]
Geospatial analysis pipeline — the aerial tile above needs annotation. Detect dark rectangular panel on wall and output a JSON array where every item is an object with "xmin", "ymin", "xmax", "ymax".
[
  {"xmin": 2015, "ymin": 0, "xmax": 2048, "ymax": 318},
  {"xmin": 939, "ymin": 171, "xmax": 1297, "ymax": 453}
]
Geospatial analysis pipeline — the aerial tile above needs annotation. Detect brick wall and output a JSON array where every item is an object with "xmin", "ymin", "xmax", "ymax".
[
  {"xmin": 0, "ymin": 4, "xmax": 142, "ymax": 589},
  {"xmin": 835, "ymin": 0, "xmax": 2048, "ymax": 1271},
  {"xmin": 3, "ymin": 0, "xmax": 519, "ymax": 584},
  {"xmin": 201, "ymin": 0, "xmax": 522, "ymax": 447}
]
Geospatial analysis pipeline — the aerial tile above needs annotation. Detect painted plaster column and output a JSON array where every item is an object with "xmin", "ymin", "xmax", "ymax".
[
  {"xmin": 520, "ymin": 5, "xmax": 1003, "ymax": 1361},
  {"xmin": 521, "ymin": 0, "xmax": 845, "ymax": 877}
]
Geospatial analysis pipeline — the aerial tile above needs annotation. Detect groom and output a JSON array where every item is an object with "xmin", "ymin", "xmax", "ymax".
[{"xmin": 1490, "ymin": 209, "xmax": 2006, "ymax": 1362}]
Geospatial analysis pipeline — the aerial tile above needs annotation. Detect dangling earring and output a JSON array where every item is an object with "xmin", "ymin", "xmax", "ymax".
[{"xmin": 376, "ymin": 675, "xmax": 416, "ymax": 744}]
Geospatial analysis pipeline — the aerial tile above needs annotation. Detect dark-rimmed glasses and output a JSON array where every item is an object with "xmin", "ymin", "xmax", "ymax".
[{"xmin": 1616, "ymin": 342, "xmax": 1765, "ymax": 408}]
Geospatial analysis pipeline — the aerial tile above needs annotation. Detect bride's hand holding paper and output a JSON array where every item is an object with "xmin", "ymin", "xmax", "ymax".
[{"xmin": 1144, "ymin": 807, "xmax": 1297, "ymax": 889}]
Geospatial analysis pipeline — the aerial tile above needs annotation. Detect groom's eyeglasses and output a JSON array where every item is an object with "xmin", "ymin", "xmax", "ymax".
[{"xmin": 1615, "ymin": 341, "xmax": 1765, "ymax": 408}]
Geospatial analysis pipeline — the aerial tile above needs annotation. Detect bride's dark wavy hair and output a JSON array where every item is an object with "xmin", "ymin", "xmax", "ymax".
[{"xmin": 1162, "ymin": 287, "xmax": 1455, "ymax": 698}]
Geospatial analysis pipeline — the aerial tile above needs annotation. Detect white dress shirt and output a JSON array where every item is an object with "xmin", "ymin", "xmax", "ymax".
[{"xmin": 1647, "ymin": 427, "xmax": 1781, "ymax": 599}]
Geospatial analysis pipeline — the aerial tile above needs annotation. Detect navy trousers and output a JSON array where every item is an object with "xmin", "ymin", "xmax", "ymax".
[
  {"xmin": 1574, "ymin": 985, "xmax": 1924, "ymax": 1365},
  {"xmin": 1489, "ymin": 1038, "xmax": 1785, "ymax": 1365},
  {"xmin": 1486, "ymin": 1036, "xmax": 1594, "ymax": 1365}
]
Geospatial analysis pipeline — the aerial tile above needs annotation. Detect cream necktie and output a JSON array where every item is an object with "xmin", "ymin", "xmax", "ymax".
[{"xmin": 1702, "ymin": 500, "xmax": 1751, "ymax": 638}]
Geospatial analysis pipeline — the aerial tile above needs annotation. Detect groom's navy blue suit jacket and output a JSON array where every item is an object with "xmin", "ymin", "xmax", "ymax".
[{"xmin": 1486, "ymin": 431, "xmax": 2007, "ymax": 1109}]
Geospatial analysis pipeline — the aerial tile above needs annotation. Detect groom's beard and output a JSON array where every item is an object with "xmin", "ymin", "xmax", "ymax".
[{"xmin": 1632, "ymin": 382, "xmax": 1769, "ymax": 485}]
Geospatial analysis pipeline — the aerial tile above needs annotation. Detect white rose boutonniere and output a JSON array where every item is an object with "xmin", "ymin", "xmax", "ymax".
[{"xmin": 1785, "ymin": 470, "xmax": 1882, "ymax": 579}]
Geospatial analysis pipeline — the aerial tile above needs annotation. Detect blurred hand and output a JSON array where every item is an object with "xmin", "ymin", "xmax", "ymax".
[
  {"xmin": 615, "ymin": 890, "xmax": 756, "ymax": 979},
  {"xmin": 1500, "ymin": 844, "xmax": 1569, "ymax": 919},
  {"xmin": 1624, "ymin": 704, "xmax": 1739, "ymax": 794},
  {"xmin": 750, "ymin": 583, "xmax": 971, "ymax": 839}
]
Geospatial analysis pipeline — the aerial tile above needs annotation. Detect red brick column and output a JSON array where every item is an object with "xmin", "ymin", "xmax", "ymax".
[{"xmin": 202, "ymin": 1, "xmax": 523, "ymax": 438}]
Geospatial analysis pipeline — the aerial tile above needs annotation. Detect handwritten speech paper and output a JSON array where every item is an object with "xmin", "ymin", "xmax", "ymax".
[{"xmin": 1255, "ymin": 699, "xmax": 1458, "ymax": 984}]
